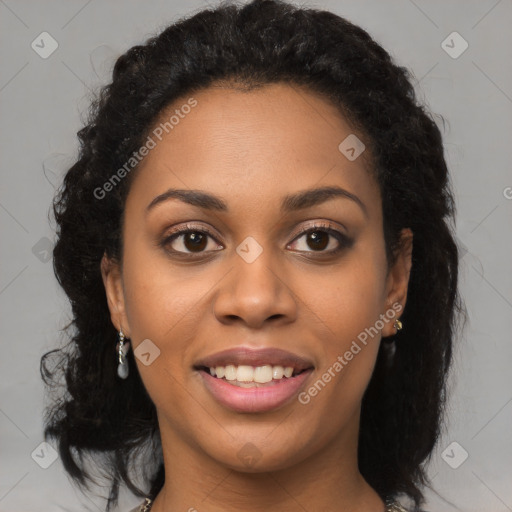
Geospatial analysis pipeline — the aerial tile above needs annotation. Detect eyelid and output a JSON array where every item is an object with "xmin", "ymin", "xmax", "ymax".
[
  {"xmin": 287, "ymin": 220, "xmax": 348, "ymax": 241},
  {"xmin": 164, "ymin": 222, "xmax": 219, "ymax": 239},
  {"xmin": 161, "ymin": 222, "xmax": 222, "ymax": 249}
]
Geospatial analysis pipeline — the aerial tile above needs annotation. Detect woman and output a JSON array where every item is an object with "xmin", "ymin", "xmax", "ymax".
[{"xmin": 40, "ymin": 1, "xmax": 464, "ymax": 511}]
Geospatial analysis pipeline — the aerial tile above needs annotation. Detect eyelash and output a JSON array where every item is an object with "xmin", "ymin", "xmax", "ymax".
[{"xmin": 160, "ymin": 222, "xmax": 353, "ymax": 258}]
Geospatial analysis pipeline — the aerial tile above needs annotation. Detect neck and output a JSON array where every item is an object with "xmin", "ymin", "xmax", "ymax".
[{"xmin": 149, "ymin": 412, "xmax": 385, "ymax": 512}]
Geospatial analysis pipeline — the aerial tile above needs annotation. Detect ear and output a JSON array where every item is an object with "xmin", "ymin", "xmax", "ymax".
[
  {"xmin": 100, "ymin": 252, "xmax": 131, "ymax": 338},
  {"xmin": 382, "ymin": 228, "xmax": 413, "ymax": 338}
]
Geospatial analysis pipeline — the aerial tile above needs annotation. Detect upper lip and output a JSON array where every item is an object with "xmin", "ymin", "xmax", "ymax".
[{"xmin": 194, "ymin": 347, "xmax": 315, "ymax": 372}]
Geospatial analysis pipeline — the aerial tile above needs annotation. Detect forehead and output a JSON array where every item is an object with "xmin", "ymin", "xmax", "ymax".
[{"xmin": 126, "ymin": 82, "xmax": 380, "ymax": 219}]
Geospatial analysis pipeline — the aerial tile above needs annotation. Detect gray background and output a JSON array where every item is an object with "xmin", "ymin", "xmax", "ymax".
[{"xmin": 1, "ymin": 0, "xmax": 511, "ymax": 511}]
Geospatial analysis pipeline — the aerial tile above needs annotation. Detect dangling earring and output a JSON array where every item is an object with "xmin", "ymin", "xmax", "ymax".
[
  {"xmin": 117, "ymin": 329, "xmax": 130, "ymax": 379},
  {"xmin": 393, "ymin": 318, "xmax": 403, "ymax": 333}
]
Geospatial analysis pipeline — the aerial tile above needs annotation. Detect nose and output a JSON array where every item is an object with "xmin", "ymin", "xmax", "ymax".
[{"xmin": 212, "ymin": 243, "xmax": 298, "ymax": 329}]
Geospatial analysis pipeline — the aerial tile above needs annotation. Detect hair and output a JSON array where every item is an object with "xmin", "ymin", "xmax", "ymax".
[{"xmin": 40, "ymin": 0, "xmax": 465, "ymax": 510}]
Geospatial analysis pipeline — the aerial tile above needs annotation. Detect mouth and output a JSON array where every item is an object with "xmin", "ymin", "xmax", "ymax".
[{"xmin": 193, "ymin": 347, "xmax": 314, "ymax": 413}]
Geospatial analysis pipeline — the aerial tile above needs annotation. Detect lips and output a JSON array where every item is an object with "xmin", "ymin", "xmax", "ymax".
[
  {"xmin": 199, "ymin": 369, "xmax": 313, "ymax": 413},
  {"xmin": 194, "ymin": 346, "xmax": 315, "ymax": 413},
  {"xmin": 194, "ymin": 346, "xmax": 315, "ymax": 373}
]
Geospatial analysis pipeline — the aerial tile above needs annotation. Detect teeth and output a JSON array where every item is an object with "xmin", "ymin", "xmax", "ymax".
[
  {"xmin": 207, "ymin": 364, "xmax": 297, "ymax": 383},
  {"xmin": 236, "ymin": 365, "xmax": 254, "ymax": 382},
  {"xmin": 254, "ymin": 365, "xmax": 273, "ymax": 383},
  {"xmin": 272, "ymin": 366, "xmax": 284, "ymax": 379},
  {"xmin": 224, "ymin": 365, "xmax": 237, "ymax": 381}
]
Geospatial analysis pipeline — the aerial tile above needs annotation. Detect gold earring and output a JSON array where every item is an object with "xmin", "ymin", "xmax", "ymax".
[{"xmin": 393, "ymin": 319, "xmax": 403, "ymax": 332}]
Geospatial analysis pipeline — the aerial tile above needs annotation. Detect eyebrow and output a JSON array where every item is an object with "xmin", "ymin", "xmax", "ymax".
[{"xmin": 145, "ymin": 185, "xmax": 367, "ymax": 217}]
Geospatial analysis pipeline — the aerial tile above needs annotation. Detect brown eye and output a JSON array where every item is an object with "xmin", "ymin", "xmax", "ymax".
[
  {"xmin": 288, "ymin": 224, "xmax": 353, "ymax": 255},
  {"xmin": 304, "ymin": 231, "xmax": 329, "ymax": 251},
  {"xmin": 161, "ymin": 224, "xmax": 223, "ymax": 255},
  {"xmin": 178, "ymin": 232, "xmax": 208, "ymax": 252}
]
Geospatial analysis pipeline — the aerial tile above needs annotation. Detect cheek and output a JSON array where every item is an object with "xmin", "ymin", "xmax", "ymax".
[
  {"xmin": 123, "ymin": 266, "xmax": 207, "ymax": 360},
  {"xmin": 119, "ymin": 237, "xmax": 202, "ymax": 376},
  {"xmin": 121, "ymin": 260, "xmax": 210, "ymax": 419},
  {"xmin": 299, "ymin": 249, "xmax": 386, "ymax": 399},
  {"xmin": 122, "ymin": 229, "xmax": 192, "ymax": 332},
  {"xmin": 307, "ymin": 253, "xmax": 386, "ymax": 343}
]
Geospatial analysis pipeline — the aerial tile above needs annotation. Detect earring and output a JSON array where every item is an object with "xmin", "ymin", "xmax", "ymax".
[
  {"xmin": 393, "ymin": 318, "xmax": 403, "ymax": 332},
  {"xmin": 117, "ymin": 329, "xmax": 130, "ymax": 379}
]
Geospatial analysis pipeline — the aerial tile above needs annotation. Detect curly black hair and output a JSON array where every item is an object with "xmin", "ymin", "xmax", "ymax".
[{"xmin": 40, "ymin": 1, "xmax": 465, "ymax": 510}]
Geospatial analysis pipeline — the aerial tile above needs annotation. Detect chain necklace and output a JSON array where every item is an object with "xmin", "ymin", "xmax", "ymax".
[{"xmin": 138, "ymin": 496, "xmax": 409, "ymax": 511}]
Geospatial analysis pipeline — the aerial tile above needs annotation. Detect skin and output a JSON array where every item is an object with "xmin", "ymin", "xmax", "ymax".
[{"xmin": 101, "ymin": 82, "xmax": 413, "ymax": 512}]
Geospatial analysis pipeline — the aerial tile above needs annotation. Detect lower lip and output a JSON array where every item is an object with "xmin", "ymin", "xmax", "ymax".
[{"xmin": 198, "ymin": 369, "xmax": 313, "ymax": 413}]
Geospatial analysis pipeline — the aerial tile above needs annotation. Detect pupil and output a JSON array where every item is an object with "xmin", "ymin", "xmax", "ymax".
[
  {"xmin": 308, "ymin": 231, "xmax": 328, "ymax": 251},
  {"xmin": 185, "ymin": 232, "xmax": 207, "ymax": 252}
]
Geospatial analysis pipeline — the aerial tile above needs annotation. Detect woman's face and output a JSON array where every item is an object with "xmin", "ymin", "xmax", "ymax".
[{"xmin": 102, "ymin": 82, "xmax": 412, "ymax": 473}]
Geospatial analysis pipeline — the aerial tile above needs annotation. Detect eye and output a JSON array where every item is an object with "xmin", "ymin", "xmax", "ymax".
[
  {"xmin": 160, "ymin": 221, "xmax": 353, "ymax": 258},
  {"xmin": 161, "ymin": 223, "xmax": 223, "ymax": 255},
  {"xmin": 287, "ymin": 223, "xmax": 353, "ymax": 255}
]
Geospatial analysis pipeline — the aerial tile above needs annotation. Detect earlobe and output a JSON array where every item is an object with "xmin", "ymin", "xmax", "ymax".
[
  {"xmin": 100, "ymin": 252, "xmax": 130, "ymax": 337},
  {"xmin": 383, "ymin": 228, "xmax": 413, "ymax": 337}
]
